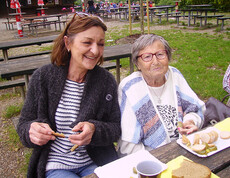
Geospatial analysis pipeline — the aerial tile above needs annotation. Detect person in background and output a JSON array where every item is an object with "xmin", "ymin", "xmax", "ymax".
[
  {"xmin": 17, "ymin": 13, "xmax": 121, "ymax": 178},
  {"xmin": 118, "ymin": 34, "xmax": 205, "ymax": 156},
  {"xmin": 223, "ymin": 64, "xmax": 230, "ymax": 94},
  {"xmin": 87, "ymin": 0, "xmax": 96, "ymax": 14}
]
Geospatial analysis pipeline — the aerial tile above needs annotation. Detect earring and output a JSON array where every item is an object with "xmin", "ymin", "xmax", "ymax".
[{"xmin": 67, "ymin": 49, "xmax": 70, "ymax": 52}]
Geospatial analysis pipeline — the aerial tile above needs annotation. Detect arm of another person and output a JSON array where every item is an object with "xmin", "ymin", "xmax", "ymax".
[
  {"xmin": 78, "ymin": 75, "xmax": 121, "ymax": 147},
  {"xmin": 223, "ymin": 64, "xmax": 230, "ymax": 94}
]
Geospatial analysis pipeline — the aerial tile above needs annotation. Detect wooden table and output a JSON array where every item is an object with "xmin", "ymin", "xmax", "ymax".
[
  {"xmin": 149, "ymin": 5, "xmax": 175, "ymax": 22},
  {"xmin": 182, "ymin": 4, "xmax": 216, "ymax": 26},
  {"xmin": 0, "ymin": 44, "xmax": 132, "ymax": 87},
  {"xmin": 23, "ymin": 14, "xmax": 63, "ymax": 31},
  {"xmin": 84, "ymin": 139, "xmax": 230, "ymax": 178},
  {"xmin": 0, "ymin": 35, "xmax": 58, "ymax": 61}
]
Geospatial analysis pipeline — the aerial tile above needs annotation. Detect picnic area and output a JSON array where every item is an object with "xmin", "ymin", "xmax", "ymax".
[{"xmin": 0, "ymin": 0, "xmax": 230, "ymax": 177}]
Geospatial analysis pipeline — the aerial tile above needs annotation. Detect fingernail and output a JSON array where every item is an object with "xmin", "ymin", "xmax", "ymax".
[{"xmin": 177, "ymin": 127, "xmax": 180, "ymax": 131}]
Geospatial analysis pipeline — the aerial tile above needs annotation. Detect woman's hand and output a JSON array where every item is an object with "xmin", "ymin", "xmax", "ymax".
[
  {"xmin": 69, "ymin": 122, "xmax": 95, "ymax": 146},
  {"xmin": 178, "ymin": 120, "xmax": 198, "ymax": 135},
  {"xmin": 29, "ymin": 122, "xmax": 55, "ymax": 146}
]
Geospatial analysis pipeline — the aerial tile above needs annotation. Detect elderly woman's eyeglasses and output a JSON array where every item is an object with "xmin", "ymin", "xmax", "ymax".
[{"xmin": 137, "ymin": 50, "xmax": 167, "ymax": 62}]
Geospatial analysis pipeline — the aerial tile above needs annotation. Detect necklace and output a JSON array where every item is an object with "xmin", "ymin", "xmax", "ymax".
[{"xmin": 151, "ymin": 80, "xmax": 166, "ymax": 104}]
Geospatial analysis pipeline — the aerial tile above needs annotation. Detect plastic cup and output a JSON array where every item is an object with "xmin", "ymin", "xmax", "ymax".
[{"xmin": 136, "ymin": 160, "xmax": 163, "ymax": 178}]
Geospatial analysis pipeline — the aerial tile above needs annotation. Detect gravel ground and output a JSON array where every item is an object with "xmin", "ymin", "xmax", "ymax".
[{"xmin": 0, "ymin": 15, "xmax": 229, "ymax": 178}]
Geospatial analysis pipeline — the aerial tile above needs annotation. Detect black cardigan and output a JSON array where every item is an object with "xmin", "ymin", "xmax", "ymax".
[{"xmin": 17, "ymin": 63, "xmax": 121, "ymax": 178}]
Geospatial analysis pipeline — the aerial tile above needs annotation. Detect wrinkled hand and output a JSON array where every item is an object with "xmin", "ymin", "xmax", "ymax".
[
  {"xmin": 178, "ymin": 120, "xmax": 198, "ymax": 135},
  {"xmin": 69, "ymin": 122, "xmax": 95, "ymax": 146},
  {"xmin": 29, "ymin": 122, "xmax": 55, "ymax": 146}
]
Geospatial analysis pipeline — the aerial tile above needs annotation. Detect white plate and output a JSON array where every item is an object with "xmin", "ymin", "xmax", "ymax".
[
  {"xmin": 94, "ymin": 150, "xmax": 167, "ymax": 178},
  {"xmin": 177, "ymin": 127, "xmax": 230, "ymax": 157}
]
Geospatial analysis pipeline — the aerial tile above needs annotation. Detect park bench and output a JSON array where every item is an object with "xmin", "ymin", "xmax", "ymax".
[
  {"xmin": 0, "ymin": 78, "xmax": 25, "ymax": 100},
  {"xmin": 24, "ymin": 20, "xmax": 59, "ymax": 36},
  {"xmin": 217, "ymin": 17, "xmax": 230, "ymax": 31},
  {"xmin": 0, "ymin": 50, "xmax": 51, "ymax": 62},
  {"xmin": 197, "ymin": 15, "xmax": 224, "ymax": 27}
]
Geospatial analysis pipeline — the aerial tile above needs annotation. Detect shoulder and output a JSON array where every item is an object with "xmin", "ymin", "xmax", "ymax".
[
  {"xmin": 169, "ymin": 66, "xmax": 185, "ymax": 79},
  {"xmin": 119, "ymin": 71, "xmax": 142, "ymax": 89}
]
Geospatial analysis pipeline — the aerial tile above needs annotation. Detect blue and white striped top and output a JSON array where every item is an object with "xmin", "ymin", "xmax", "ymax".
[{"xmin": 46, "ymin": 79, "xmax": 93, "ymax": 171}]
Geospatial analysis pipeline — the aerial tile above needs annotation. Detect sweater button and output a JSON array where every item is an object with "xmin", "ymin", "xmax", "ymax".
[{"xmin": 106, "ymin": 94, "xmax": 113, "ymax": 101}]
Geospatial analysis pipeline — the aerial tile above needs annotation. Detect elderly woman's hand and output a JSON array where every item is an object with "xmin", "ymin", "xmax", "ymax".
[
  {"xmin": 69, "ymin": 122, "xmax": 95, "ymax": 146},
  {"xmin": 29, "ymin": 122, "xmax": 56, "ymax": 146},
  {"xmin": 178, "ymin": 120, "xmax": 198, "ymax": 135}
]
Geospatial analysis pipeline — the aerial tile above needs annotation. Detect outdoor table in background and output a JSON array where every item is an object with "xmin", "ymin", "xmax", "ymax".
[
  {"xmin": 119, "ymin": 6, "xmax": 129, "ymax": 20},
  {"xmin": 36, "ymin": 7, "xmax": 48, "ymax": 16},
  {"xmin": 184, "ymin": 4, "xmax": 214, "ymax": 26},
  {"xmin": 23, "ymin": 14, "xmax": 63, "ymax": 31},
  {"xmin": 149, "ymin": 5, "xmax": 175, "ymax": 22}
]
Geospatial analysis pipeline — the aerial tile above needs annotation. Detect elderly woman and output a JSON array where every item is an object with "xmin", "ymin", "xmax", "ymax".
[
  {"xmin": 17, "ymin": 13, "xmax": 121, "ymax": 178},
  {"xmin": 118, "ymin": 34, "xmax": 205, "ymax": 156}
]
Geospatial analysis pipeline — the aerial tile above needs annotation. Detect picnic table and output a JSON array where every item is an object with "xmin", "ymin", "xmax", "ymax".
[
  {"xmin": 0, "ymin": 44, "xmax": 132, "ymax": 88},
  {"xmin": 84, "ymin": 119, "xmax": 230, "ymax": 178},
  {"xmin": 149, "ymin": 5, "xmax": 175, "ymax": 22},
  {"xmin": 23, "ymin": 14, "xmax": 64, "ymax": 35},
  {"xmin": 180, "ymin": 4, "xmax": 220, "ymax": 26},
  {"xmin": 0, "ymin": 35, "xmax": 58, "ymax": 61}
]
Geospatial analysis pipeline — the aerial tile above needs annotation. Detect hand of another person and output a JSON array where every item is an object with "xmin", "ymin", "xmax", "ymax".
[
  {"xmin": 69, "ymin": 122, "xmax": 95, "ymax": 146},
  {"xmin": 178, "ymin": 120, "xmax": 198, "ymax": 135},
  {"xmin": 29, "ymin": 122, "xmax": 55, "ymax": 146}
]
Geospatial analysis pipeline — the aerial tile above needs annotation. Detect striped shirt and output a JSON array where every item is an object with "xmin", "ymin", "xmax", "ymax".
[{"xmin": 46, "ymin": 79, "xmax": 93, "ymax": 171}]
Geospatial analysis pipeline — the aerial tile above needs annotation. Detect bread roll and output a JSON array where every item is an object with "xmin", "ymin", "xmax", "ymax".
[{"xmin": 220, "ymin": 131, "xmax": 230, "ymax": 139}]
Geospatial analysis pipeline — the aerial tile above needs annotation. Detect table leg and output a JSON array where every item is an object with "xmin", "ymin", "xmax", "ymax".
[
  {"xmin": 24, "ymin": 75, "xmax": 29, "ymax": 91},
  {"xmin": 188, "ymin": 11, "xmax": 191, "ymax": 27},
  {"xmin": 116, "ymin": 59, "xmax": 120, "ymax": 84},
  {"xmin": 221, "ymin": 19, "xmax": 224, "ymax": 31},
  {"xmin": 58, "ymin": 17, "xmax": 61, "ymax": 31},
  {"xmin": 129, "ymin": 57, "xmax": 134, "ymax": 74},
  {"xmin": 166, "ymin": 8, "xmax": 169, "ymax": 22},
  {"xmin": 205, "ymin": 11, "xmax": 207, "ymax": 26},
  {"xmin": 3, "ymin": 49, "xmax": 9, "ymax": 61}
]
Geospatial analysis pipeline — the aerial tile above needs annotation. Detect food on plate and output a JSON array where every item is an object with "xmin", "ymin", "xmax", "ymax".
[
  {"xmin": 191, "ymin": 144, "xmax": 206, "ymax": 153},
  {"xmin": 133, "ymin": 167, "xmax": 137, "ymax": 174},
  {"xmin": 193, "ymin": 134, "xmax": 200, "ymax": 145},
  {"xmin": 182, "ymin": 135, "xmax": 191, "ymax": 146},
  {"xmin": 177, "ymin": 121, "xmax": 183, "ymax": 128},
  {"xmin": 220, "ymin": 131, "xmax": 230, "ymax": 139},
  {"xmin": 51, "ymin": 132, "xmax": 65, "ymax": 138},
  {"xmin": 200, "ymin": 130, "xmax": 218, "ymax": 144},
  {"xmin": 70, "ymin": 144, "xmax": 79, "ymax": 152},
  {"xmin": 172, "ymin": 159, "xmax": 211, "ymax": 178},
  {"xmin": 181, "ymin": 131, "xmax": 218, "ymax": 155}
]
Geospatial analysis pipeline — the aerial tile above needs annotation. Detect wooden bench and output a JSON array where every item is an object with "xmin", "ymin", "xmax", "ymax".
[
  {"xmin": 27, "ymin": 20, "xmax": 59, "ymax": 36},
  {"xmin": 197, "ymin": 15, "xmax": 224, "ymax": 27},
  {"xmin": 0, "ymin": 50, "xmax": 51, "ymax": 62},
  {"xmin": 217, "ymin": 17, "xmax": 230, "ymax": 31},
  {"xmin": 0, "ymin": 78, "xmax": 25, "ymax": 100}
]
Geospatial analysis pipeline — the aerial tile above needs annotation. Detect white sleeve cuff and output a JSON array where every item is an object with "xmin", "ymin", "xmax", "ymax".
[{"xmin": 183, "ymin": 112, "xmax": 202, "ymax": 129}]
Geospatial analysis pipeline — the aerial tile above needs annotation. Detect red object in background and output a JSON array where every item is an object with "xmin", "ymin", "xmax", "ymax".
[
  {"xmin": 175, "ymin": 1, "xmax": 179, "ymax": 12},
  {"xmin": 82, "ymin": 2, "xmax": 85, "ymax": 12},
  {"xmin": 37, "ymin": 0, "xmax": 44, "ymax": 6},
  {"xmin": 10, "ymin": 0, "xmax": 23, "ymax": 37}
]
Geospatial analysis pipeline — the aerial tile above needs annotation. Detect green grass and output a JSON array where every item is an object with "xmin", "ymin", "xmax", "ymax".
[{"xmin": 2, "ymin": 103, "xmax": 23, "ymax": 119}]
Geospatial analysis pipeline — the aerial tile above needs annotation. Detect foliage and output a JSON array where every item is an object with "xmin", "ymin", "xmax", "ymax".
[
  {"xmin": 157, "ymin": 0, "xmax": 174, "ymax": 6},
  {"xmin": 179, "ymin": 0, "xmax": 230, "ymax": 11},
  {"xmin": 2, "ymin": 103, "xmax": 23, "ymax": 119}
]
